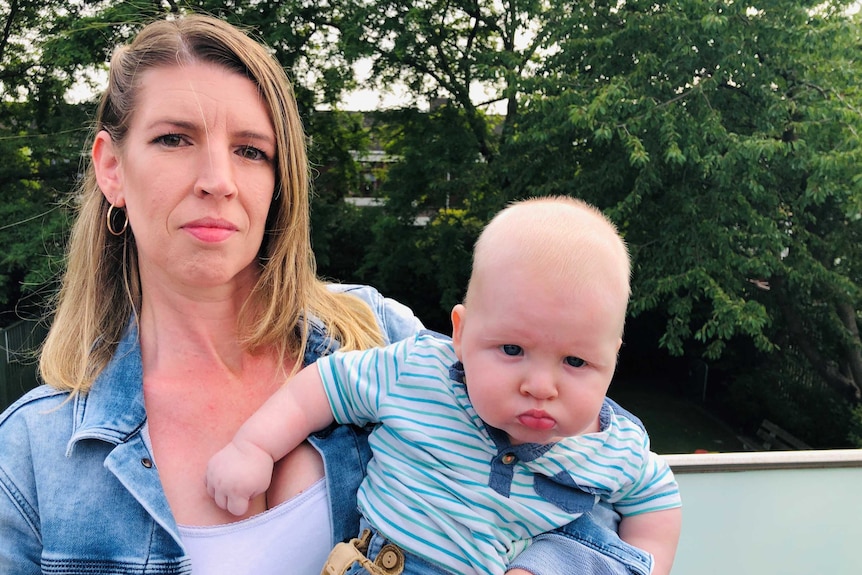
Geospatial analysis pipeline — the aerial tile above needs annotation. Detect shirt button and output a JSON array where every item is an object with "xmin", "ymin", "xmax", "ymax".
[
  {"xmin": 141, "ymin": 458, "xmax": 153, "ymax": 468},
  {"xmin": 502, "ymin": 453, "xmax": 516, "ymax": 465}
]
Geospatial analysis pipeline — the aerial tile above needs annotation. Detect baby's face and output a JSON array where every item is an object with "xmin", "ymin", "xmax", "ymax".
[{"xmin": 451, "ymin": 266, "xmax": 624, "ymax": 445}]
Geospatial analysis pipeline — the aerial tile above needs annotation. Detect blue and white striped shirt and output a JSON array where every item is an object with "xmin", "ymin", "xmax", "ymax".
[{"xmin": 317, "ymin": 332, "xmax": 680, "ymax": 575}]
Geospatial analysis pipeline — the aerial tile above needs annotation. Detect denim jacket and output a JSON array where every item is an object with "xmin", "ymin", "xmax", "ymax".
[{"xmin": 0, "ymin": 285, "xmax": 648, "ymax": 575}]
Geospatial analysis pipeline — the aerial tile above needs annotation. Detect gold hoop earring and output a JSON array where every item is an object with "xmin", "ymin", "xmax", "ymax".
[{"xmin": 107, "ymin": 204, "xmax": 128, "ymax": 236}]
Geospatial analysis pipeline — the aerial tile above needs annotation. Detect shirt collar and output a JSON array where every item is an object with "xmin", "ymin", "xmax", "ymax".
[{"xmin": 67, "ymin": 322, "xmax": 147, "ymax": 455}]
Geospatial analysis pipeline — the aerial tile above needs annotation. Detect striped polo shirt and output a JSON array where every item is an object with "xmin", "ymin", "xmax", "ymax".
[{"xmin": 317, "ymin": 331, "xmax": 680, "ymax": 575}]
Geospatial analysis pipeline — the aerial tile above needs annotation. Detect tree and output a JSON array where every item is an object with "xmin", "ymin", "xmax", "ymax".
[
  {"xmin": 335, "ymin": 0, "xmax": 862, "ymax": 437},
  {"xmin": 5, "ymin": 1, "xmax": 862, "ymax": 441},
  {"xmin": 0, "ymin": 0, "xmax": 96, "ymax": 323},
  {"xmin": 538, "ymin": 1, "xmax": 862, "ymax": 404},
  {"xmin": 338, "ymin": 1, "xmax": 565, "ymax": 198},
  {"xmin": 349, "ymin": 105, "xmax": 489, "ymax": 330},
  {"xmin": 326, "ymin": 0, "xmax": 579, "ymax": 325}
]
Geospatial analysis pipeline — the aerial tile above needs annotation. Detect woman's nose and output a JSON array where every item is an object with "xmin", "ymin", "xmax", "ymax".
[{"xmin": 195, "ymin": 144, "xmax": 239, "ymax": 199}]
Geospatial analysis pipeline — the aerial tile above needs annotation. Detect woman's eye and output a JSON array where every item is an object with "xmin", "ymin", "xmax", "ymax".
[
  {"xmin": 501, "ymin": 344, "xmax": 523, "ymax": 356},
  {"xmin": 238, "ymin": 146, "xmax": 268, "ymax": 161},
  {"xmin": 565, "ymin": 356, "xmax": 586, "ymax": 368},
  {"xmin": 153, "ymin": 133, "xmax": 184, "ymax": 147}
]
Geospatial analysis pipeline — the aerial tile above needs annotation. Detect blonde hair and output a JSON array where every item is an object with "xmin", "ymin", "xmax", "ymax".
[{"xmin": 40, "ymin": 14, "xmax": 382, "ymax": 394}]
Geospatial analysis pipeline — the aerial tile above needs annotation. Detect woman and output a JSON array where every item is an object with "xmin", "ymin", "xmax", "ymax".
[{"xmin": 0, "ymin": 14, "xmax": 648, "ymax": 575}]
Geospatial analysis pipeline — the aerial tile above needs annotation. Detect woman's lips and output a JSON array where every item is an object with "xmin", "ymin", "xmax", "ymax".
[{"xmin": 183, "ymin": 218, "xmax": 238, "ymax": 242}]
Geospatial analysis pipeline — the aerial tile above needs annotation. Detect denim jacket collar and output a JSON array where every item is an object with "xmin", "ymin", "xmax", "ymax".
[{"xmin": 68, "ymin": 323, "xmax": 147, "ymax": 456}]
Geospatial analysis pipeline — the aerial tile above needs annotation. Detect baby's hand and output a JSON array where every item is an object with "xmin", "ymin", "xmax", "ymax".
[{"xmin": 205, "ymin": 440, "xmax": 275, "ymax": 516}]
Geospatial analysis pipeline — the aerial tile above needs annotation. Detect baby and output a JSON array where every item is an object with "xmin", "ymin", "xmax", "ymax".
[{"xmin": 207, "ymin": 196, "xmax": 682, "ymax": 575}]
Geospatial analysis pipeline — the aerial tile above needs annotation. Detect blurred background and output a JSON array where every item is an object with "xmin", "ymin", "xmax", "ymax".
[{"xmin": 2, "ymin": 0, "xmax": 861, "ymax": 453}]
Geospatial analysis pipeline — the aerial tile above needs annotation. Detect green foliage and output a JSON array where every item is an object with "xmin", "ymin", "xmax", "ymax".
[
  {"xmin": 347, "ymin": 207, "xmax": 484, "ymax": 333},
  {"xmin": 0, "ymin": 96, "xmax": 85, "ymax": 325},
  {"xmin": 306, "ymin": 110, "xmax": 369, "ymax": 204},
  {"xmin": 517, "ymin": 0, "xmax": 862, "ymax": 403},
  {"xmin": 337, "ymin": 104, "xmax": 499, "ymax": 330},
  {"xmin": 3, "ymin": 0, "xmax": 862, "ymax": 433},
  {"xmin": 311, "ymin": 201, "xmax": 381, "ymax": 281},
  {"xmin": 724, "ymin": 348, "xmax": 854, "ymax": 449}
]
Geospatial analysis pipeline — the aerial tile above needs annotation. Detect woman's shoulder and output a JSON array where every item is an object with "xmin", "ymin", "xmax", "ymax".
[
  {"xmin": 327, "ymin": 283, "xmax": 424, "ymax": 344},
  {"xmin": 1, "ymin": 384, "xmax": 71, "ymax": 426},
  {"xmin": 0, "ymin": 385, "xmax": 74, "ymax": 466}
]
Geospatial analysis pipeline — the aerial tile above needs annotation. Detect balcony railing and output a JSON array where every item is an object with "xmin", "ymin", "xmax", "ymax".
[{"xmin": 665, "ymin": 448, "xmax": 862, "ymax": 574}]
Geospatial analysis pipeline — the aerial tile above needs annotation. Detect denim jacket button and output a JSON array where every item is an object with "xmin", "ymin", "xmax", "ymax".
[
  {"xmin": 141, "ymin": 458, "xmax": 153, "ymax": 468},
  {"xmin": 502, "ymin": 453, "xmax": 516, "ymax": 465}
]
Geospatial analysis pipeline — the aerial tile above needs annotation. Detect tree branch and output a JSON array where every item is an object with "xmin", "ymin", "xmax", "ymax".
[{"xmin": 0, "ymin": 0, "xmax": 20, "ymax": 65}]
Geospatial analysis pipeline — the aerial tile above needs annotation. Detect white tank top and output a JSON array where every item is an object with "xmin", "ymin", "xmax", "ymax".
[
  {"xmin": 140, "ymin": 425, "xmax": 332, "ymax": 574},
  {"xmin": 178, "ymin": 478, "xmax": 332, "ymax": 575}
]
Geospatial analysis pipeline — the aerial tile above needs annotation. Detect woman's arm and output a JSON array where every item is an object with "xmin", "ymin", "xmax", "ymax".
[{"xmin": 0, "ymin": 449, "xmax": 42, "ymax": 574}]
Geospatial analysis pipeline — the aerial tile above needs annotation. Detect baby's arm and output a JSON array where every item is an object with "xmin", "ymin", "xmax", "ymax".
[
  {"xmin": 619, "ymin": 508, "xmax": 682, "ymax": 575},
  {"xmin": 205, "ymin": 364, "xmax": 335, "ymax": 516}
]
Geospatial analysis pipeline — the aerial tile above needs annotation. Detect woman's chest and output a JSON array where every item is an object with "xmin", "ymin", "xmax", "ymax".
[
  {"xmin": 144, "ymin": 374, "xmax": 324, "ymax": 526},
  {"xmin": 144, "ymin": 373, "xmax": 280, "ymax": 524}
]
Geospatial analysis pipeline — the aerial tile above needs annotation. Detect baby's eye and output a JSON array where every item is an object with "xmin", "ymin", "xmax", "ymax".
[
  {"xmin": 565, "ymin": 356, "xmax": 586, "ymax": 368},
  {"xmin": 238, "ymin": 146, "xmax": 269, "ymax": 161},
  {"xmin": 500, "ymin": 344, "xmax": 523, "ymax": 356}
]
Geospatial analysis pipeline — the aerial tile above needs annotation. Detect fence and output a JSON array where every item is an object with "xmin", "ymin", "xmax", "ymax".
[
  {"xmin": 666, "ymin": 449, "xmax": 862, "ymax": 574},
  {"xmin": 0, "ymin": 319, "xmax": 48, "ymax": 412}
]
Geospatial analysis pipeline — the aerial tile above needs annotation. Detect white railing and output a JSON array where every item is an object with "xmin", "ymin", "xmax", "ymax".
[{"xmin": 665, "ymin": 449, "xmax": 862, "ymax": 575}]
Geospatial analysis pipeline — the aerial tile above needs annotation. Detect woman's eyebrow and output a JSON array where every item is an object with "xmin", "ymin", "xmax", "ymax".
[
  {"xmin": 145, "ymin": 118, "xmax": 198, "ymax": 131},
  {"xmin": 235, "ymin": 129, "xmax": 276, "ymax": 148}
]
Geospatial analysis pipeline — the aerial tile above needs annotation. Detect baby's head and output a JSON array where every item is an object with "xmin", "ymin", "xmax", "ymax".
[
  {"xmin": 466, "ymin": 196, "xmax": 631, "ymax": 330},
  {"xmin": 452, "ymin": 196, "xmax": 631, "ymax": 444}
]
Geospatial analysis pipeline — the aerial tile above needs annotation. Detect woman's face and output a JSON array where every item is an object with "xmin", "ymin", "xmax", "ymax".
[{"xmin": 93, "ymin": 62, "xmax": 277, "ymax": 296}]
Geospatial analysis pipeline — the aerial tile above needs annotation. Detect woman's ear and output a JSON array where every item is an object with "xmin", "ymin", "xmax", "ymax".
[
  {"xmin": 92, "ymin": 130, "xmax": 125, "ymax": 206},
  {"xmin": 451, "ymin": 304, "xmax": 466, "ymax": 360}
]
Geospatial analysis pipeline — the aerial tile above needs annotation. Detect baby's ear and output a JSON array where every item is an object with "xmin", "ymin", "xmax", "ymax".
[{"xmin": 450, "ymin": 304, "xmax": 467, "ymax": 360}]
